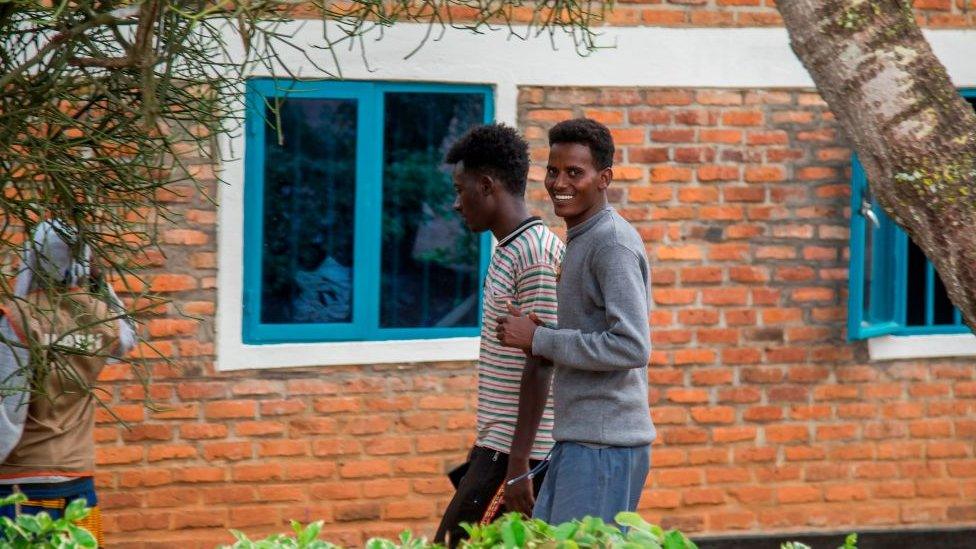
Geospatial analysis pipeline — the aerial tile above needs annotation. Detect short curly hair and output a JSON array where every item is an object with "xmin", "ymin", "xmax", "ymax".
[
  {"xmin": 445, "ymin": 123, "xmax": 529, "ymax": 196},
  {"xmin": 548, "ymin": 118, "xmax": 615, "ymax": 170}
]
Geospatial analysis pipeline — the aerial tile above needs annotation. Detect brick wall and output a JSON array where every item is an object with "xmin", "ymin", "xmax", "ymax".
[
  {"xmin": 93, "ymin": 86, "xmax": 976, "ymax": 548},
  {"xmin": 293, "ymin": 0, "xmax": 976, "ymax": 29},
  {"xmin": 290, "ymin": 1, "xmax": 976, "ymax": 27},
  {"xmin": 592, "ymin": 0, "xmax": 976, "ymax": 28}
]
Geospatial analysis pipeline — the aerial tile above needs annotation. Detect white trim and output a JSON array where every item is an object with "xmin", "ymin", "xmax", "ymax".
[
  {"xmin": 868, "ymin": 333, "xmax": 976, "ymax": 361},
  {"xmin": 215, "ymin": 22, "xmax": 976, "ymax": 370},
  {"xmin": 216, "ymin": 337, "xmax": 480, "ymax": 371}
]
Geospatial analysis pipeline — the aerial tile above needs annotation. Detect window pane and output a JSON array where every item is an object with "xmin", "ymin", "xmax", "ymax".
[
  {"xmin": 906, "ymin": 240, "xmax": 926, "ymax": 326},
  {"xmin": 380, "ymin": 92, "xmax": 485, "ymax": 329},
  {"xmin": 933, "ymin": 268, "xmax": 955, "ymax": 325},
  {"xmin": 261, "ymin": 98, "xmax": 357, "ymax": 324}
]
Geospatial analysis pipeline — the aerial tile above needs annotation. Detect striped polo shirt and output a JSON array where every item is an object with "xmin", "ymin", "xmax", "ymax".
[{"xmin": 476, "ymin": 218, "xmax": 564, "ymax": 459}]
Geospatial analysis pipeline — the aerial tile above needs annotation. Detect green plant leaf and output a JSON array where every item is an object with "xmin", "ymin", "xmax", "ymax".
[
  {"xmin": 65, "ymin": 524, "xmax": 98, "ymax": 548},
  {"xmin": 615, "ymin": 512, "xmax": 652, "ymax": 533},
  {"xmin": 663, "ymin": 530, "xmax": 695, "ymax": 549},
  {"xmin": 64, "ymin": 498, "xmax": 91, "ymax": 522},
  {"xmin": 298, "ymin": 520, "xmax": 323, "ymax": 546},
  {"xmin": 0, "ymin": 493, "xmax": 27, "ymax": 508},
  {"xmin": 553, "ymin": 522, "xmax": 577, "ymax": 541}
]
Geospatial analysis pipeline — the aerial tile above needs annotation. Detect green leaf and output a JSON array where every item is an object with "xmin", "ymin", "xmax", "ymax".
[
  {"xmin": 553, "ymin": 522, "xmax": 578, "ymax": 541},
  {"xmin": 66, "ymin": 524, "xmax": 98, "ymax": 548},
  {"xmin": 841, "ymin": 533, "xmax": 858, "ymax": 549},
  {"xmin": 0, "ymin": 493, "xmax": 27, "ymax": 508},
  {"xmin": 615, "ymin": 512, "xmax": 652, "ymax": 533},
  {"xmin": 365, "ymin": 538, "xmax": 395, "ymax": 549},
  {"xmin": 501, "ymin": 520, "xmax": 517, "ymax": 549},
  {"xmin": 63, "ymin": 498, "xmax": 91, "ymax": 522},
  {"xmin": 663, "ymin": 530, "xmax": 694, "ymax": 549},
  {"xmin": 298, "ymin": 520, "xmax": 323, "ymax": 546}
]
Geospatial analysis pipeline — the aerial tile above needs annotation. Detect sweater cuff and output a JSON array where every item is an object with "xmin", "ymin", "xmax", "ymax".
[{"xmin": 532, "ymin": 326, "xmax": 556, "ymax": 360}]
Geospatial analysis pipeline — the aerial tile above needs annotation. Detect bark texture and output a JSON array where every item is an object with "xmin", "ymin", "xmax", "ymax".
[{"xmin": 778, "ymin": 0, "xmax": 976, "ymax": 332}]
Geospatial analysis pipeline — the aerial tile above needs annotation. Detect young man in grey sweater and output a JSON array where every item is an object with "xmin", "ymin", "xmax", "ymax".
[{"xmin": 496, "ymin": 118, "xmax": 654, "ymax": 524}]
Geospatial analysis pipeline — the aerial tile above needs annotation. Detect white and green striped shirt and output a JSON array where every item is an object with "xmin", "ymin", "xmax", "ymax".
[{"xmin": 476, "ymin": 218, "xmax": 564, "ymax": 459}]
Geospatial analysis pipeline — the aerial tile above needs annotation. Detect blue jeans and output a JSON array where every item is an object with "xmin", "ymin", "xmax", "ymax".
[{"xmin": 533, "ymin": 441, "xmax": 650, "ymax": 525}]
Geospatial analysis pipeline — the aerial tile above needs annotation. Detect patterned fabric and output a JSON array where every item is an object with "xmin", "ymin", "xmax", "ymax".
[
  {"xmin": 0, "ymin": 477, "xmax": 103, "ymax": 546},
  {"xmin": 476, "ymin": 219, "xmax": 564, "ymax": 460}
]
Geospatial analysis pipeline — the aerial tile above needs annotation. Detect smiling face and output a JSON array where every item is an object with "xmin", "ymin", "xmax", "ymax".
[
  {"xmin": 452, "ymin": 161, "xmax": 494, "ymax": 233},
  {"xmin": 544, "ymin": 142, "xmax": 611, "ymax": 228}
]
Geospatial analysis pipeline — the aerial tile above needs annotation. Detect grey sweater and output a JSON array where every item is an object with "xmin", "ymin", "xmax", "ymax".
[{"xmin": 532, "ymin": 207, "xmax": 656, "ymax": 447}]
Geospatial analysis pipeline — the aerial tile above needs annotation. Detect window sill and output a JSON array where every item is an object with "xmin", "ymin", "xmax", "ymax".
[
  {"xmin": 868, "ymin": 333, "xmax": 976, "ymax": 361},
  {"xmin": 216, "ymin": 337, "xmax": 480, "ymax": 371}
]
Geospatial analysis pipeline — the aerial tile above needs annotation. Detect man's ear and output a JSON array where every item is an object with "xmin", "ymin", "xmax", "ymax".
[
  {"xmin": 479, "ymin": 173, "xmax": 495, "ymax": 196},
  {"xmin": 598, "ymin": 167, "xmax": 613, "ymax": 190}
]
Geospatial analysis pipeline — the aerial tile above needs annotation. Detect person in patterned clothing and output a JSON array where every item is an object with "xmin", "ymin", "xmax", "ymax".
[{"xmin": 434, "ymin": 124, "xmax": 564, "ymax": 547}]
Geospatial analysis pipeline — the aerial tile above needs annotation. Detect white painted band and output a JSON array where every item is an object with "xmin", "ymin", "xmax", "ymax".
[{"xmin": 868, "ymin": 334, "xmax": 976, "ymax": 361}]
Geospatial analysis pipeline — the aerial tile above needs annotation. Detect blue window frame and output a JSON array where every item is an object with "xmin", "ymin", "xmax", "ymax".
[
  {"xmin": 243, "ymin": 79, "xmax": 493, "ymax": 344},
  {"xmin": 847, "ymin": 89, "xmax": 975, "ymax": 340}
]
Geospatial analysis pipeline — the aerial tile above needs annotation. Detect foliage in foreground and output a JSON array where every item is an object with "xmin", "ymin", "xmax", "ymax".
[
  {"xmin": 224, "ymin": 511, "xmax": 859, "ymax": 549},
  {"xmin": 0, "ymin": 495, "xmax": 857, "ymax": 549},
  {"xmin": 0, "ymin": 493, "xmax": 97, "ymax": 549}
]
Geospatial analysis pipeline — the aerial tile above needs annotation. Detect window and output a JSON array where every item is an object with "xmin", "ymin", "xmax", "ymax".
[
  {"xmin": 847, "ymin": 90, "xmax": 975, "ymax": 341},
  {"xmin": 243, "ymin": 80, "xmax": 492, "ymax": 344}
]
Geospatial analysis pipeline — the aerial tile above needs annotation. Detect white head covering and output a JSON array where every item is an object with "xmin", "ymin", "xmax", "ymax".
[{"xmin": 14, "ymin": 220, "xmax": 91, "ymax": 297}]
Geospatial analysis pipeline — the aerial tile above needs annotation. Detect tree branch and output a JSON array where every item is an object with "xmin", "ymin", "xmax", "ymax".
[{"xmin": 0, "ymin": 11, "xmax": 117, "ymax": 91}]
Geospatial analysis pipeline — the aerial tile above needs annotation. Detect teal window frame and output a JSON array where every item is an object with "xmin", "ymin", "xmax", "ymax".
[
  {"xmin": 847, "ymin": 88, "xmax": 974, "ymax": 340},
  {"xmin": 243, "ymin": 78, "xmax": 494, "ymax": 344}
]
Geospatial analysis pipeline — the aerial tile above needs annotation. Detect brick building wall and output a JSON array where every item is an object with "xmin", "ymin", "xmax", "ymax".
[
  {"xmin": 93, "ymin": 86, "xmax": 976, "ymax": 548},
  {"xmin": 388, "ymin": 1, "xmax": 976, "ymax": 27},
  {"xmin": 590, "ymin": 0, "xmax": 976, "ymax": 28}
]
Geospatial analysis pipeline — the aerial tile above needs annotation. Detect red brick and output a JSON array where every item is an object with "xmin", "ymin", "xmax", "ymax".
[
  {"xmin": 722, "ymin": 110, "xmax": 763, "ymax": 126},
  {"xmin": 744, "ymin": 406, "xmax": 783, "ymax": 422},
  {"xmin": 651, "ymin": 165, "xmax": 693, "ymax": 182},
  {"xmin": 646, "ymin": 90, "xmax": 694, "ymax": 105},
  {"xmin": 150, "ymin": 274, "xmax": 197, "ymax": 292},
  {"xmin": 745, "ymin": 166, "xmax": 786, "ymax": 182},
  {"xmin": 691, "ymin": 406, "xmax": 735, "ymax": 424},
  {"xmin": 765, "ymin": 424, "xmax": 809, "ymax": 443},
  {"xmin": 700, "ymin": 129, "xmax": 742, "ymax": 143},
  {"xmin": 611, "ymin": 128, "xmax": 646, "ymax": 145},
  {"xmin": 662, "ymin": 427, "xmax": 709, "ymax": 445},
  {"xmin": 204, "ymin": 400, "xmax": 256, "ymax": 419},
  {"xmin": 777, "ymin": 485, "xmax": 821, "ymax": 504},
  {"xmin": 652, "ymin": 129, "xmax": 695, "ymax": 143},
  {"xmin": 656, "ymin": 468, "xmax": 703, "ymax": 487}
]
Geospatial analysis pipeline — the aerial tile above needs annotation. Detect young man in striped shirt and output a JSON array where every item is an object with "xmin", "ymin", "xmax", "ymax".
[{"xmin": 434, "ymin": 124, "xmax": 564, "ymax": 547}]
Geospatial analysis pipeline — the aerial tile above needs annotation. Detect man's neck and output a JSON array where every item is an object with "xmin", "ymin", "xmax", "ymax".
[{"xmin": 489, "ymin": 200, "xmax": 533, "ymax": 241}]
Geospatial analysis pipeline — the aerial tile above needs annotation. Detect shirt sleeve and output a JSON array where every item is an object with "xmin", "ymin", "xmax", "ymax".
[
  {"xmin": 515, "ymin": 262, "xmax": 559, "ymax": 331},
  {"xmin": 531, "ymin": 244, "xmax": 650, "ymax": 372}
]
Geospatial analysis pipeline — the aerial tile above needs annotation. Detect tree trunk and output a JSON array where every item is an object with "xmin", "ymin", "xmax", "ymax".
[{"xmin": 777, "ymin": 0, "xmax": 976, "ymax": 332}]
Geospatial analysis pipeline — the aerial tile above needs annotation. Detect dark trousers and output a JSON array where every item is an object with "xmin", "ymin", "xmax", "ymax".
[{"xmin": 434, "ymin": 446, "xmax": 546, "ymax": 548}]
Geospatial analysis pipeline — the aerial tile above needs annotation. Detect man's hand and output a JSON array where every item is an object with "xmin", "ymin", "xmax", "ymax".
[
  {"xmin": 504, "ymin": 458, "xmax": 534, "ymax": 516},
  {"xmin": 496, "ymin": 302, "xmax": 542, "ymax": 353}
]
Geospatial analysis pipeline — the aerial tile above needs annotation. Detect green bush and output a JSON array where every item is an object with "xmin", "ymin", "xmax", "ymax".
[
  {"xmin": 0, "ymin": 493, "xmax": 97, "ymax": 549},
  {"xmin": 0, "ymin": 495, "xmax": 857, "ymax": 549},
  {"xmin": 224, "ymin": 512, "xmax": 859, "ymax": 549},
  {"xmin": 226, "ymin": 512, "xmax": 697, "ymax": 549}
]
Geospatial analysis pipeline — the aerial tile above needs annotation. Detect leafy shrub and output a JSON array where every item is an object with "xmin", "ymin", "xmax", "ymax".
[
  {"xmin": 0, "ymin": 493, "xmax": 97, "ymax": 549},
  {"xmin": 226, "ymin": 520, "xmax": 339, "ymax": 549},
  {"xmin": 226, "ymin": 512, "xmax": 699, "ymax": 549},
  {"xmin": 225, "ymin": 513, "xmax": 858, "ymax": 549}
]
